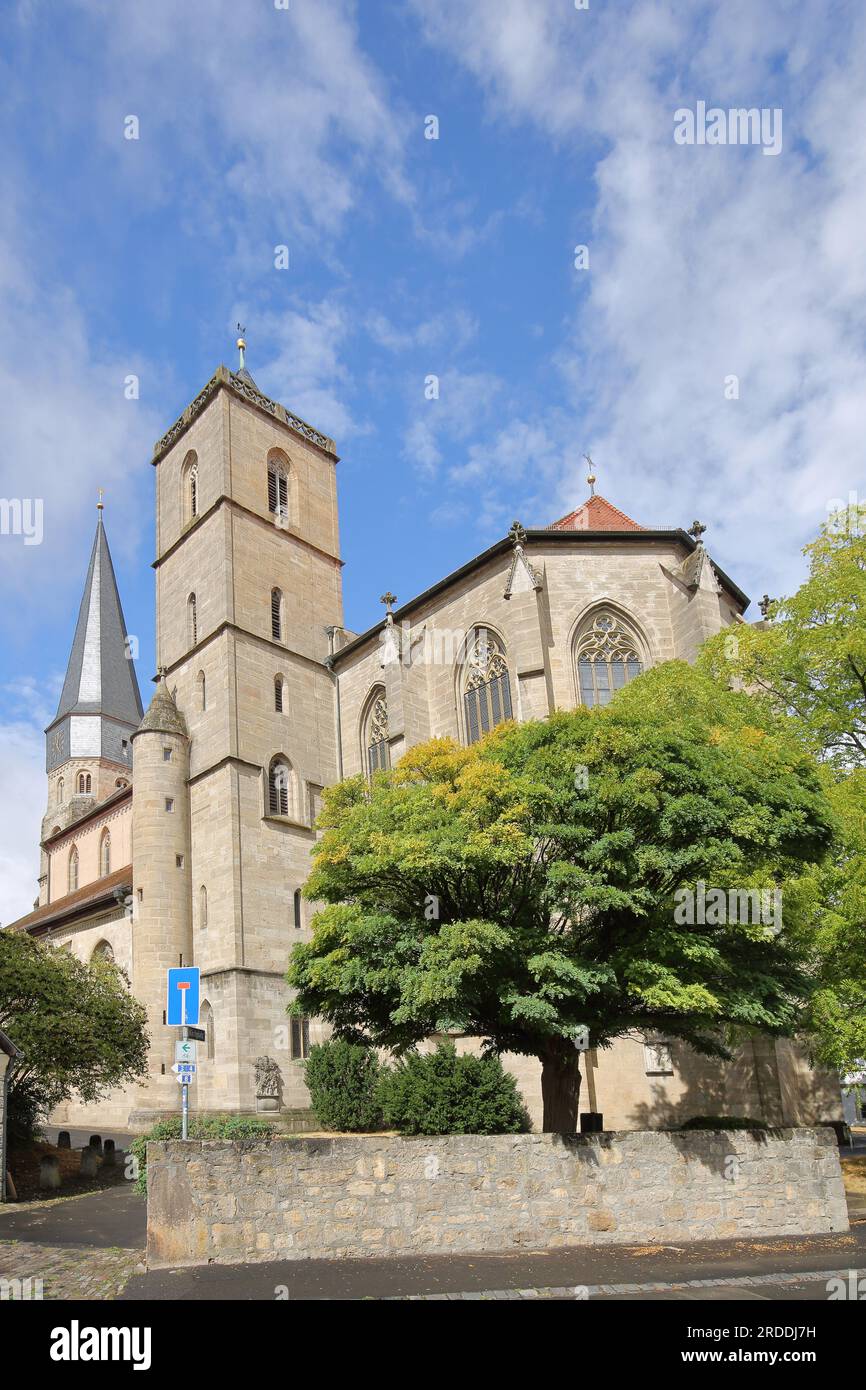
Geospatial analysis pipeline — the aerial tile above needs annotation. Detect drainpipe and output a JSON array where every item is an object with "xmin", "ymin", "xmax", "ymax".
[{"xmin": 324, "ymin": 627, "xmax": 344, "ymax": 781}]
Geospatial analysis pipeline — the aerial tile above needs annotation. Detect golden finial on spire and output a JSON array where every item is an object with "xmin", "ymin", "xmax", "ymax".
[
  {"xmin": 583, "ymin": 454, "xmax": 596, "ymax": 497},
  {"xmin": 97, "ymin": 487, "xmax": 105, "ymax": 511},
  {"xmin": 236, "ymin": 322, "xmax": 247, "ymax": 373}
]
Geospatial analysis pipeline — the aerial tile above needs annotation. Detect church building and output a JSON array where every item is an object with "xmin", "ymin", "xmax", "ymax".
[{"xmin": 7, "ymin": 348, "xmax": 842, "ymax": 1133}]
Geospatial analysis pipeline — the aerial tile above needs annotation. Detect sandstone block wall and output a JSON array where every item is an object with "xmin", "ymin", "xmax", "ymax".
[{"xmin": 146, "ymin": 1127, "xmax": 848, "ymax": 1268}]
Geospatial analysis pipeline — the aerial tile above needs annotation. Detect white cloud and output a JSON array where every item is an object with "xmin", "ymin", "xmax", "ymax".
[{"xmin": 409, "ymin": 0, "xmax": 866, "ymax": 602}]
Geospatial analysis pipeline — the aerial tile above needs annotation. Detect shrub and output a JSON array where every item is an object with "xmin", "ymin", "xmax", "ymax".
[
  {"xmin": 304, "ymin": 1039, "xmax": 385, "ymax": 1132},
  {"xmin": 680, "ymin": 1115, "xmax": 768, "ymax": 1131},
  {"xmin": 379, "ymin": 1042, "xmax": 532, "ymax": 1136},
  {"xmin": 129, "ymin": 1114, "xmax": 277, "ymax": 1194}
]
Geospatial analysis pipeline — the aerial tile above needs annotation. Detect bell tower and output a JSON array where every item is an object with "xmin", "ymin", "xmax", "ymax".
[{"xmin": 146, "ymin": 343, "xmax": 344, "ymax": 1115}]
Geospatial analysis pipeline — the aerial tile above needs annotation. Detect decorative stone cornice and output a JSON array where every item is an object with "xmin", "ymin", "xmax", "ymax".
[{"xmin": 151, "ymin": 366, "xmax": 338, "ymax": 464}]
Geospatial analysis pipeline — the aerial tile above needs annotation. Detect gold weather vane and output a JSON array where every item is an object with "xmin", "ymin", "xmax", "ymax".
[
  {"xmin": 236, "ymin": 322, "xmax": 247, "ymax": 373},
  {"xmin": 583, "ymin": 455, "xmax": 596, "ymax": 496},
  {"xmin": 97, "ymin": 488, "xmax": 105, "ymax": 511}
]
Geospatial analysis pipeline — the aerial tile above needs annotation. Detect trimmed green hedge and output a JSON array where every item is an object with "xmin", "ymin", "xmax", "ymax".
[
  {"xmin": 304, "ymin": 1039, "xmax": 385, "ymax": 1132},
  {"xmin": 379, "ymin": 1042, "xmax": 532, "ymax": 1136}
]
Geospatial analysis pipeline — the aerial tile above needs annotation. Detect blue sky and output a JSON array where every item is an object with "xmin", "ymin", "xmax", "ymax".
[{"xmin": 1, "ymin": 0, "xmax": 865, "ymax": 918}]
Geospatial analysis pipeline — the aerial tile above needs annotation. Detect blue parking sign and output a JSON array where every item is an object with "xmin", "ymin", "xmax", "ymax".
[{"xmin": 166, "ymin": 968, "xmax": 200, "ymax": 1026}]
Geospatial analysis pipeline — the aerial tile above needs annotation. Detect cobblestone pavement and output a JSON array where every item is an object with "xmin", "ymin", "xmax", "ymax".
[{"xmin": 0, "ymin": 1238, "xmax": 142, "ymax": 1300}]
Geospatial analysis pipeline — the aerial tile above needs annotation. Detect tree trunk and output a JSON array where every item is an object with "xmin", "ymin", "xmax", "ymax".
[{"xmin": 540, "ymin": 1047, "xmax": 582, "ymax": 1133}]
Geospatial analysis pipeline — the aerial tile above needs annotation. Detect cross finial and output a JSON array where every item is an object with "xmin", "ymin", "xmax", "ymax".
[
  {"xmin": 97, "ymin": 487, "xmax": 105, "ymax": 512},
  {"xmin": 583, "ymin": 454, "xmax": 596, "ymax": 496},
  {"xmin": 236, "ymin": 322, "xmax": 247, "ymax": 373},
  {"xmin": 688, "ymin": 519, "xmax": 707, "ymax": 541},
  {"xmin": 508, "ymin": 520, "xmax": 526, "ymax": 548},
  {"xmin": 759, "ymin": 594, "xmax": 773, "ymax": 619},
  {"xmin": 380, "ymin": 591, "xmax": 397, "ymax": 615}
]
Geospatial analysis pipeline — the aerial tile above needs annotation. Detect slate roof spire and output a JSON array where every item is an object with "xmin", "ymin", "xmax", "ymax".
[{"xmin": 53, "ymin": 506, "xmax": 144, "ymax": 728}]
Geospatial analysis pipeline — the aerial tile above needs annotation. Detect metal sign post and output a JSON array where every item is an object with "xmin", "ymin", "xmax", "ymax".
[{"xmin": 166, "ymin": 968, "xmax": 202, "ymax": 1140}]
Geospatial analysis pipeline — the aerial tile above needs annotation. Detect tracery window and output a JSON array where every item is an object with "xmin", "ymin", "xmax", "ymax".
[
  {"xmin": 68, "ymin": 845, "xmax": 79, "ymax": 893},
  {"xmin": 92, "ymin": 940, "xmax": 115, "ymax": 965},
  {"xmin": 575, "ymin": 612, "xmax": 643, "ymax": 708},
  {"xmin": 463, "ymin": 629, "xmax": 512, "ymax": 744},
  {"xmin": 182, "ymin": 452, "xmax": 199, "ymax": 524},
  {"xmin": 77, "ymin": 772, "xmax": 92, "ymax": 794},
  {"xmin": 365, "ymin": 690, "xmax": 390, "ymax": 773},
  {"xmin": 99, "ymin": 829, "xmax": 111, "ymax": 877}
]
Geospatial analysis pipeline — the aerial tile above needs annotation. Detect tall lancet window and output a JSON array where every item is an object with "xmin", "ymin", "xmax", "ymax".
[
  {"xmin": 271, "ymin": 588, "xmax": 283, "ymax": 642},
  {"xmin": 268, "ymin": 758, "xmax": 293, "ymax": 817},
  {"xmin": 274, "ymin": 675, "xmax": 285, "ymax": 713},
  {"xmin": 575, "ymin": 612, "xmax": 644, "ymax": 708},
  {"xmin": 463, "ymin": 629, "xmax": 512, "ymax": 744},
  {"xmin": 364, "ymin": 689, "xmax": 390, "ymax": 774},
  {"xmin": 99, "ymin": 829, "xmax": 111, "ymax": 878},
  {"xmin": 182, "ymin": 452, "xmax": 199, "ymax": 524},
  {"xmin": 188, "ymin": 593, "xmax": 198, "ymax": 646},
  {"xmin": 57, "ymin": 777, "xmax": 64, "ymax": 804},
  {"xmin": 68, "ymin": 845, "xmax": 79, "ymax": 893},
  {"xmin": 268, "ymin": 456, "xmax": 289, "ymax": 521}
]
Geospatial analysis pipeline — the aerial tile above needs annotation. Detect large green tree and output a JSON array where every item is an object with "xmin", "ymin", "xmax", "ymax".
[
  {"xmin": 0, "ymin": 931, "xmax": 149, "ymax": 1141},
  {"xmin": 702, "ymin": 508, "xmax": 866, "ymax": 1073},
  {"xmin": 288, "ymin": 663, "xmax": 833, "ymax": 1131}
]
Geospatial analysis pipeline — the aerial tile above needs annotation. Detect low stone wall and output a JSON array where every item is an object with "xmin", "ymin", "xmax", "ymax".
[{"xmin": 146, "ymin": 1127, "xmax": 849, "ymax": 1268}]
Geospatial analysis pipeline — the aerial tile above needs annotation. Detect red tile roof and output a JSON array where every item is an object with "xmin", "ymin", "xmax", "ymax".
[
  {"xmin": 549, "ymin": 493, "xmax": 644, "ymax": 532},
  {"xmin": 5, "ymin": 865, "xmax": 132, "ymax": 936}
]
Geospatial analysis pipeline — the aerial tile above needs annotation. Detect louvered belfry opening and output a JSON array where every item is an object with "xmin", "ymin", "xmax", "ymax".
[
  {"xmin": 269, "ymin": 760, "xmax": 290, "ymax": 816},
  {"xmin": 463, "ymin": 628, "xmax": 513, "ymax": 744},
  {"xmin": 268, "ymin": 460, "xmax": 289, "ymax": 520},
  {"xmin": 271, "ymin": 588, "xmax": 282, "ymax": 641}
]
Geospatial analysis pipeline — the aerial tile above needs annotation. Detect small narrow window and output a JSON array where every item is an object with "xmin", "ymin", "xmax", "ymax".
[
  {"xmin": 274, "ymin": 675, "xmax": 284, "ymax": 713},
  {"xmin": 293, "ymin": 888, "xmax": 302, "ymax": 930},
  {"xmin": 176, "ymin": 854, "xmax": 184, "ymax": 869},
  {"xmin": 268, "ymin": 458, "xmax": 289, "ymax": 520},
  {"xmin": 165, "ymin": 798, "xmax": 174, "ymax": 813},
  {"xmin": 57, "ymin": 777, "xmax": 64, "ymax": 803},
  {"xmin": 200, "ymin": 885, "xmax": 208, "ymax": 928},
  {"xmin": 99, "ymin": 830, "xmax": 111, "ymax": 878},
  {"xmin": 188, "ymin": 593, "xmax": 198, "ymax": 647},
  {"xmin": 163, "ymin": 747, "xmax": 172, "ymax": 762},
  {"xmin": 271, "ymin": 588, "xmax": 283, "ymax": 642},
  {"xmin": 197, "ymin": 670, "xmax": 206, "ymax": 711},
  {"xmin": 68, "ymin": 845, "xmax": 79, "ymax": 893},
  {"xmin": 290, "ymin": 1015, "xmax": 311, "ymax": 1060},
  {"xmin": 189, "ymin": 459, "xmax": 198, "ymax": 519}
]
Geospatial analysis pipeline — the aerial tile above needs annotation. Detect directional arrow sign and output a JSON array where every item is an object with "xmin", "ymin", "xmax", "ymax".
[
  {"xmin": 176, "ymin": 1072, "xmax": 196, "ymax": 1084},
  {"xmin": 175, "ymin": 1040, "xmax": 197, "ymax": 1064},
  {"xmin": 171, "ymin": 1062, "xmax": 196, "ymax": 1074}
]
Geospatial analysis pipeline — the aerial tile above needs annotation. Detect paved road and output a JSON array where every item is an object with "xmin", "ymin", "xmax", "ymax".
[
  {"xmin": 120, "ymin": 1222, "xmax": 866, "ymax": 1301},
  {"xmin": 0, "ymin": 1186, "xmax": 146, "ymax": 1249}
]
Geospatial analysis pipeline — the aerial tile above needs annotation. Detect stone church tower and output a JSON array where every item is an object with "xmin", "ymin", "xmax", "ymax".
[{"xmin": 138, "ymin": 346, "xmax": 344, "ymax": 1119}]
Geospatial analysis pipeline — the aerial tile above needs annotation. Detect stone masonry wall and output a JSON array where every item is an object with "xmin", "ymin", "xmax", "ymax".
[{"xmin": 146, "ymin": 1127, "xmax": 848, "ymax": 1267}]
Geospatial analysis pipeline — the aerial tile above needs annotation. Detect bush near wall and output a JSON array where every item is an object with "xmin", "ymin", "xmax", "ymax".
[
  {"xmin": 304, "ymin": 1039, "xmax": 385, "ymax": 1132},
  {"xmin": 130, "ymin": 1115, "xmax": 276, "ymax": 1194},
  {"xmin": 379, "ymin": 1042, "xmax": 532, "ymax": 1136}
]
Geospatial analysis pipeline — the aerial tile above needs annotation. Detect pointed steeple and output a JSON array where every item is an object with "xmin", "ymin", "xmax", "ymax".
[{"xmin": 46, "ymin": 507, "xmax": 143, "ymax": 773}]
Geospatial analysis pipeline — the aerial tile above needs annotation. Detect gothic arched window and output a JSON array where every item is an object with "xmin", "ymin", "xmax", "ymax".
[
  {"xmin": 57, "ymin": 777, "xmax": 64, "ymax": 803},
  {"xmin": 274, "ymin": 675, "xmax": 285, "ymax": 713},
  {"xmin": 267, "ymin": 455, "xmax": 289, "ymax": 521},
  {"xmin": 99, "ymin": 829, "xmax": 111, "ymax": 878},
  {"xmin": 462, "ymin": 629, "xmax": 513, "ymax": 744},
  {"xmin": 188, "ymin": 593, "xmax": 198, "ymax": 647},
  {"xmin": 268, "ymin": 757, "xmax": 294, "ymax": 818},
  {"xmin": 293, "ymin": 888, "xmax": 303, "ymax": 929},
  {"xmin": 200, "ymin": 884, "xmax": 208, "ymax": 929},
  {"xmin": 271, "ymin": 588, "xmax": 283, "ymax": 642},
  {"xmin": 363, "ymin": 688, "xmax": 390, "ymax": 774},
  {"xmin": 575, "ymin": 611, "xmax": 644, "ymax": 708},
  {"xmin": 77, "ymin": 771, "xmax": 92, "ymax": 794},
  {"xmin": 92, "ymin": 939, "xmax": 114, "ymax": 965},
  {"xmin": 197, "ymin": 669, "xmax": 206, "ymax": 711},
  {"xmin": 68, "ymin": 845, "xmax": 79, "ymax": 893},
  {"xmin": 200, "ymin": 1000, "xmax": 215, "ymax": 1061}
]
